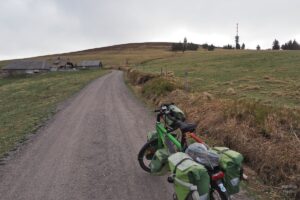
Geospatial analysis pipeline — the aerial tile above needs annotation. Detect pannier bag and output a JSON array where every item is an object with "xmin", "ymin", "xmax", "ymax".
[
  {"xmin": 185, "ymin": 143, "xmax": 220, "ymax": 169},
  {"xmin": 212, "ymin": 147, "xmax": 243, "ymax": 195},
  {"xmin": 168, "ymin": 152, "xmax": 210, "ymax": 200},
  {"xmin": 150, "ymin": 148, "xmax": 169, "ymax": 175},
  {"xmin": 165, "ymin": 105, "xmax": 186, "ymax": 128},
  {"xmin": 147, "ymin": 131, "xmax": 158, "ymax": 142}
]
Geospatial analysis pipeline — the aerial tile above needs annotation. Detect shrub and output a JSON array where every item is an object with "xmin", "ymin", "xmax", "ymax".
[
  {"xmin": 207, "ymin": 44, "xmax": 215, "ymax": 51},
  {"xmin": 202, "ymin": 43, "xmax": 209, "ymax": 49},
  {"xmin": 171, "ymin": 42, "xmax": 199, "ymax": 51},
  {"xmin": 142, "ymin": 78, "xmax": 176, "ymax": 98},
  {"xmin": 223, "ymin": 44, "xmax": 234, "ymax": 49}
]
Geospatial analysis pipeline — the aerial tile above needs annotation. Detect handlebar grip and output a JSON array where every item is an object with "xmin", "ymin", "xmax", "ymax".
[
  {"xmin": 161, "ymin": 103, "xmax": 175, "ymax": 107},
  {"xmin": 154, "ymin": 109, "xmax": 160, "ymax": 112}
]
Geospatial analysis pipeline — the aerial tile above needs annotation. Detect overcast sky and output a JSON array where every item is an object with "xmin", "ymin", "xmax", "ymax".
[{"xmin": 1, "ymin": 0, "xmax": 299, "ymax": 60}]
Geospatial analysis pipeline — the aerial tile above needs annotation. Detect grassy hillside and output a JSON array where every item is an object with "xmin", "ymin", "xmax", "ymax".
[
  {"xmin": 53, "ymin": 43, "xmax": 174, "ymax": 66},
  {"xmin": 0, "ymin": 42, "xmax": 174, "ymax": 68},
  {"xmin": 0, "ymin": 70, "xmax": 109, "ymax": 158},
  {"xmin": 134, "ymin": 49, "xmax": 300, "ymax": 108}
]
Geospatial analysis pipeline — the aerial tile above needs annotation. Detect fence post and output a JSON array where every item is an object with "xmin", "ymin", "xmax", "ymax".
[
  {"xmin": 184, "ymin": 70, "xmax": 188, "ymax": 91},
  {"xmin": 165, "ymin": 67, "xmax": 167, "ymax": 77}
]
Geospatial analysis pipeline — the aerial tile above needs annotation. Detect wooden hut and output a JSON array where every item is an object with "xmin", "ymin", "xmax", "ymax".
[
  {"xmin": 79, "ymin": 60, "xmax": 102, "ymax": 69},
  {"xmin": 2, "ymin": 60, "xmax": 51, "ymax": 75}
]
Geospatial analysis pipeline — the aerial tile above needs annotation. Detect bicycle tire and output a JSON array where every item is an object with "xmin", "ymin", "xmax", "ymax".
[
  {"xmin": 210, "ymin": 188, "xmax": 231, "ymax": 200},
  {"xmin": 137, "ymin": 139, "xmax": 158, "ymax": 172}
]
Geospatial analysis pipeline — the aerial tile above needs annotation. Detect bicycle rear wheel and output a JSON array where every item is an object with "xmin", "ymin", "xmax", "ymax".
[
  {"xmin": 211, "ymin": 189, "xmax": 231, "ymax": 200},
  {"xmin": 137, "ymin": 139, "xmax": 158, "ymax": 172}
]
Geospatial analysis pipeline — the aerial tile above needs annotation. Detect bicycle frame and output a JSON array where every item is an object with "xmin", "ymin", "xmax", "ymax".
[
  {"xmin": 154, "ymin": 107, "xmax": 205, "ymax": 153},
  {"xmin": 155, "ymin": 122, "xmax": 182, "ymax": 152}
]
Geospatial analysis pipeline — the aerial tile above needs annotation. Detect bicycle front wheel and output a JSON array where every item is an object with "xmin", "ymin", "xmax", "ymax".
[{"xmin": 137, "ymin": 139, "xmax": 158, "ymax": 172}]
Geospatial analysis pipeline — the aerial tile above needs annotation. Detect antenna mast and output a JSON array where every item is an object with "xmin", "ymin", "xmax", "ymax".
[{"xmin": 235, "ymin": 23, "xmax": 240, "ymax": 49}]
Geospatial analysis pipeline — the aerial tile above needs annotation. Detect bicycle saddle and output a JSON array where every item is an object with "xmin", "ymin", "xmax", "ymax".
[{"xmin": 177, "ymin": 121, "xmax": 197, "ymax": 133}]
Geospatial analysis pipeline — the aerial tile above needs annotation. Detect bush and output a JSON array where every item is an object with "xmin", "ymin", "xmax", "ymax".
[
  {"xmin": 171, "ymin": 42, "xmax": 199, "ymax": 51},
  {"xmin": 187, "ymin": 43, "xmax": 199, "ymax": 50},
  {"xmin": 142, "ymin": 78, "xmax": 176, "ymax": 98},
  {"xmin": 127, "ymin": 69, "xmax": 156, "ymax": 85},
  {"xmin": 223, "ymin": 44, "xmax": 234, "ymax": 49},
  {"xmin": 202, "ymin": 43, "xmax": 209, "ymax": 49},
  {"xmin": 207, "ymin": 44, "xmax": 215, "ymax": 51}
]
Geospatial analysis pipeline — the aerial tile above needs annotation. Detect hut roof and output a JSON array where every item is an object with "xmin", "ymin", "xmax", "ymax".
[
  {"xmin": 3, "ymin": 60, "xmax": 51, "ymax": 70},
  {"xmin": 79, "ymin": 60, "xmax": 101, "ymax": 67},
  {"xmin": 52, "ymin": 57, "xmax": 71, "ymax": 66}
]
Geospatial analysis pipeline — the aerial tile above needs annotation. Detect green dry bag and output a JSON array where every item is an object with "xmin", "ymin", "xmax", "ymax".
[
  {"xmin": 150, "ymin": 148, "xmax": 169, "ymax": 176},
  {"xmin": 212, "ymin": 147, "xmax": 243, "ymax": 195},
  {"xmin": 168, "ymin": 152, "xmax": 210, "ymax": 200}
]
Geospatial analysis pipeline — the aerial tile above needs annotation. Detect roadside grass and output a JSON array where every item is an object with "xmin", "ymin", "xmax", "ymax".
[
  {"xmin": 0, "ymin": 69, "xmax": 109, "ymax": 158},
  {"xmin": 135, "ymin": 49, "xmax": 300, "ymax": 108},
  {"xmin": 141, "ymin": 77, "xmax": 177, "ymax": 98},
  {"xmin": 127, "ymin": 70, "xmax": 300, "ymax": 199}
]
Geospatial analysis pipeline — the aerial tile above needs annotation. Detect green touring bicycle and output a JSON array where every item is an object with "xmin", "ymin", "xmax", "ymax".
[{"xmin": 137, "ymin": 103, "xmax": 244, "ymax": 200}]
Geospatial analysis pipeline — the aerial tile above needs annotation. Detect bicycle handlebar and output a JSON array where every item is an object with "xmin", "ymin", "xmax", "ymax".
[{"xmin": 154, "ymin": 103, "xmax": 175, "ymax": 113}]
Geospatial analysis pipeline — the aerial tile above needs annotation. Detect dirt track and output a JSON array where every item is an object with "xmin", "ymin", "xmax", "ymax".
[
  {"xmin": 0, "ymin": 71, "xmax": 173, "ymax": 200},
  {"xmin": 0, "ymin": 70, "xmax": 251, "ymax": 200}
]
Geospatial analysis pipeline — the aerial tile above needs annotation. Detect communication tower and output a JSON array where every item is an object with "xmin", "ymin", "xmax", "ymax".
[{"xmin": 235, "ymin": 23, "xmax": 240, "ymax": 49}]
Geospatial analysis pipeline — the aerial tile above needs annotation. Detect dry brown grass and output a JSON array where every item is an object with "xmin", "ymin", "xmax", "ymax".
[
  {"xmin": 243, "ymin": 85, "xmax": 261, "ymax": 91},
  {"xmin": 271, "ymin": 91, "xmax": 284, "ymax": 97},
  {"xmin": 127, "ymin": 69, "xmax": 300, "ymax": 198},
  {"xmin": 226, "ymin": 87, "xmax": 236, "ymax": 95},
  {"xmin": 264, "ymin": 77, "xmax": 288, "ymax": 85}
]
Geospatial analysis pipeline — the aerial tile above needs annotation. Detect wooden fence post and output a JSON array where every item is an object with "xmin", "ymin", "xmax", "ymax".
[{"xmin": 184, "ymin": 70, "xmax": 189, "ymax": 91}]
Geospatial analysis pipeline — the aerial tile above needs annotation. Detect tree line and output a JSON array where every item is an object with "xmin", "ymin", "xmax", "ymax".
[
  {"xmin": 273, "ymin": 39, "xmax": 300, "ymax": 50},
  {"xmin": 222, "ymin": 43, "xmax": 245, "ymax": 50},
  {"xmin": 171, "ymin": 37, "xmax": 199, "ymax": 52},
  {"xmin": 172, "ymin": 37, "xmax": 300, "ymax": 51}
]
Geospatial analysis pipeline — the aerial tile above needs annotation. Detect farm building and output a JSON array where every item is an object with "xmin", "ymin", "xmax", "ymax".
[
  {"xmin": 79, "ymin": 60, "xmax": 102, "ymax": 69},
  {"xmin": 2, "ymin": 60, "xmax": 51, "ymax": 75},
  {"xmin": 51, "ymin": 57, "xmax": 74, "ymax": 71}
]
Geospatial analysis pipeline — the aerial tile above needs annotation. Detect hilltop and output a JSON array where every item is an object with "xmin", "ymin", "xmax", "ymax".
[{"xmin": 0, "ymin": 42, "xmax": 172, "ymax": 68}]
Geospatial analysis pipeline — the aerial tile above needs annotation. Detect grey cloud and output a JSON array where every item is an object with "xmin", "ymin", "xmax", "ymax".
[{"xmin": 1, "ymin": 0, "xmax": 300, "ymax": 59}]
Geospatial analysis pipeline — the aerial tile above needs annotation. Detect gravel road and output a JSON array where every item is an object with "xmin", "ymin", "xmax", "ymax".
[
  {"xmin": 0, "ymin": 71, "xmax": 172, "ymax": 200},
  {"xmin": 0, "ymin": 70, "xmax": 251, "ymax": 200}
]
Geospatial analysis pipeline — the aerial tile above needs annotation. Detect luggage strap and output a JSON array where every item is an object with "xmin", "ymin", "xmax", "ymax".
[
  {"xmin": 215, "ymin": 148, "xmax": 236, "ymax": 160},
  {"xmin": 173, "ymin": 157, "xmax": 193, "ymax": 175},
  {"xmin": 217, "ymin": 148, "xmax": 230, "ymax": 154}
]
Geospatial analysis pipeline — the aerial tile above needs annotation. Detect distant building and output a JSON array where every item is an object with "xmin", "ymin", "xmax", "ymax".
[
  {"xmin": 79, "ymin": 60, "xmax": 102, "ymax": 69},
  {"xmin": 51, "ymin": 57, "xmax": 74, "ymax": 71},
  {"xmin": 2, "ymin": 60, "xmax": 51, "ymax": 75}
]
